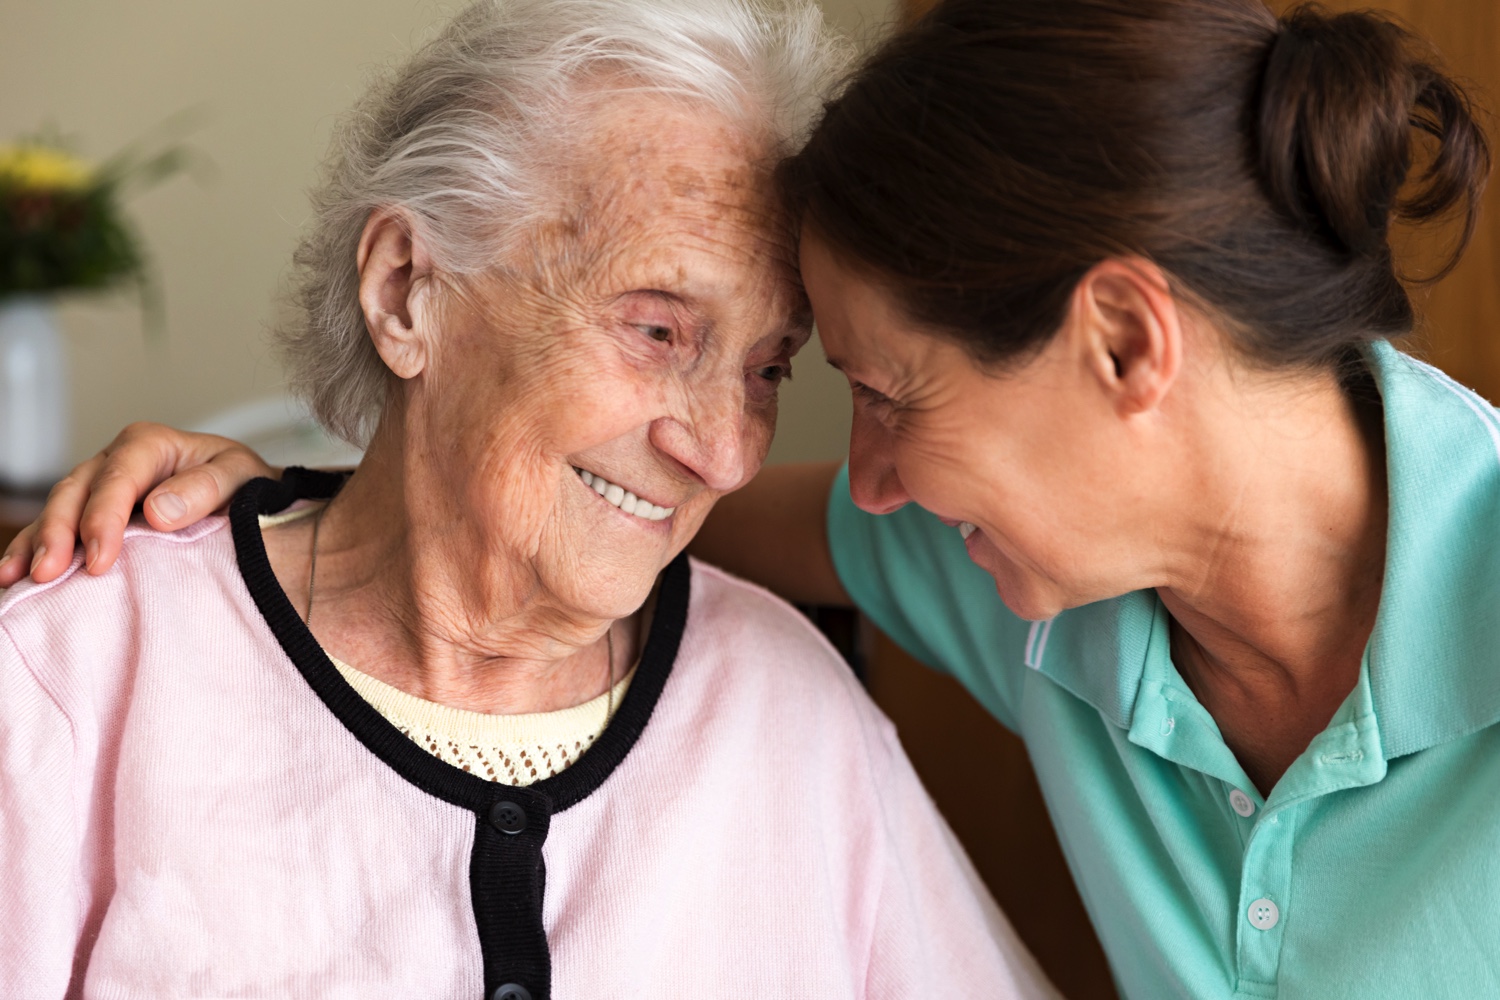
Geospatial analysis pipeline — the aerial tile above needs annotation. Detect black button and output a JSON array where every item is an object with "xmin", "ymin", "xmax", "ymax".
[
  {"xmin": 493, "ymin": 984, "xmax": 531, "ymax": 1000},
  {"xmin": 489, "ymin": 800, "xmax": 527, "ymax": 835}
]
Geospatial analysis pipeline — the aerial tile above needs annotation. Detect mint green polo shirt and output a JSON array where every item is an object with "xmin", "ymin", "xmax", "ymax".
[{"xmin": 828, "ymin": 341, "xmax": 1500, "ymax": 1000}]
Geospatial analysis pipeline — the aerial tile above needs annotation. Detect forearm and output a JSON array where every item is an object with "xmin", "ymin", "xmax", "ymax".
[{"xmin": 687, "ymin": 460, "xmax": 850, "ymax": 607}]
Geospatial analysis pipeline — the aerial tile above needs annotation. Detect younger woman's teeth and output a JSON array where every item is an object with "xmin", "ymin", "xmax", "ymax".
[
  {"xmin": 958, "ymin": 522, "xmax": 977, "ymax": 540},
  {"xmin": 575, "ymin": 468, "xmax": 675, "ymax": 522}
]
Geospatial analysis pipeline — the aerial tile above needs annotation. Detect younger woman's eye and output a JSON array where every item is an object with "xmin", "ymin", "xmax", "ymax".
[
  {"xmin": 851, "ymin": 382, "xmax": 893, "ymax": 406},
  {"xmin": 633, "ymin": 324, "xmax": 672, "ymax": 342}
]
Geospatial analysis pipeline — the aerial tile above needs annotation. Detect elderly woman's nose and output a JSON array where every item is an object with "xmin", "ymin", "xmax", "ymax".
[{"xmin": 649, "ymin": 393, "xmax": 750, "ymax": 492}]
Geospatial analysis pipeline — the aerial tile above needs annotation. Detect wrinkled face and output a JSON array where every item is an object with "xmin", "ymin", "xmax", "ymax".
[
  {"xmin": 803, "ymin": 231, "xmax": 1136, "ymax": 621},
  {"xmin": 407, "ymin": 94, "xmax": 808, "ymax": 621}
]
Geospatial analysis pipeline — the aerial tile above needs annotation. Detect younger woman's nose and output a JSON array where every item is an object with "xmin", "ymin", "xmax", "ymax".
[{"xmin": 847, "ymin": 415, "xmax": 909, "ymax": 515}]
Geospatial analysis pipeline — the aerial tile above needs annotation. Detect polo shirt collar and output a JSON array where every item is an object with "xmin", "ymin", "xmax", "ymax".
[
  {"xmin": 1364, "ymin": 342, "xmax": 1500, "ymax": 758},
  {"xmin": 1031, "ymin": 342, "xmax": 1500, "ymax": 760}
]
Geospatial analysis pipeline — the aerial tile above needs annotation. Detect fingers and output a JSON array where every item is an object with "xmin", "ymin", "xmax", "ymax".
[
  {"xmin": 0, "ymin": 453, "xmax": 107, "ymax": 585},
  {"xmin": 74, "ymin": 448, "xmax": 170, "ymax": 579},
  {"xmin": 0, "ymin": 422, "xmax": 280, "ymax": 588},
  {"xmin": 74, "ymin": 425, "xmax": 276, "ymax": 571},
  {"xmin": 60, "ymin": 423, "xmax": 195, "ymax": 578},
  {"xmin": 140, "ymin": 443, "xmax": 275, "ymax": 531}
]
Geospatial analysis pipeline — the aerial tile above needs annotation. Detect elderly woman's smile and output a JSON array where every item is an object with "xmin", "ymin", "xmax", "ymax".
[
  {"xmin": 571, "ymin": 467, "xmax": 677, "ymax": 522},
  {"xmin": 273, "ymin": 89, "xmax": 808, "ymax": 713}
]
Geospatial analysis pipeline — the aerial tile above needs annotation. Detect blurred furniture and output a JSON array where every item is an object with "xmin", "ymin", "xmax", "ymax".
[
  {"xmin": 0, "ymin": 393, "xmax": 362, "ymax": 561},
  {"xmin": 0, "ymin": 491, "xmax": 43, "ymax": 552},
  {"xmin": 192, "ymin": 393, "xmax": 364, "ymax": 470}
]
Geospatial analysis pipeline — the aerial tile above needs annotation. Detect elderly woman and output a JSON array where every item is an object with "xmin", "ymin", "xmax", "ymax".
[
  {"xmin": 0, "ymin": 2, "xmax": 1059, "ymax": 997},
  {"xmin": 30, "ymin": 0, "xmax": 1500, "ymax": 998}
]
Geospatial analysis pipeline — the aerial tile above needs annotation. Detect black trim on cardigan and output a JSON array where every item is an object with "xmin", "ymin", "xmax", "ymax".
[{"xmin": 229, "ymin": 469, "xmax": 690, "ymax": 1000}]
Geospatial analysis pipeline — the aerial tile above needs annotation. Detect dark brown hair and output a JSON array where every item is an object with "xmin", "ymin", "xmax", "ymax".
[{"xmin": 779, "ymin": 0, "xmax": 1491, "ymax": 368}]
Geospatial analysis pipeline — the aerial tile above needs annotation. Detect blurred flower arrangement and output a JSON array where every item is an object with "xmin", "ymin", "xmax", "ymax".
[
  {"xmin": 0, "ymin": 130, "xmax": 195, "ymax": 488},
  {"xmin": 0, "ymin": 133, "xmax": 192, "ymax": 327}
]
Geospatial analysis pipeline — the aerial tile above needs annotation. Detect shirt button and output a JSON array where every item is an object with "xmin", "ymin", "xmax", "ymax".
[
  {"xmin": 493, "ymin": 985, "xmax": 532, "ymax": 1000},
  {"xmin": 1248, "ymin": 898, "xmax": 1280, "ymax": 931},
  {"xmin": 1229, "ymin": 789, "xmax": 1256, "ymax": 817},
  {"xmin": 489, "ymin": 800, "xmax": 527, "ymax": 836}
]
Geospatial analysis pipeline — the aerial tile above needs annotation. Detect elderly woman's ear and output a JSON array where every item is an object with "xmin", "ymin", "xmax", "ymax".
[{"xmin": 357, "ymin": 208, "xmax": 436, "ymax": 379}]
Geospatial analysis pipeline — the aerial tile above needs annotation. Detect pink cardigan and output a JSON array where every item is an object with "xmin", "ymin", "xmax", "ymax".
[{"xmin": 0, "ymin": 474, "xmax": 1056, "ymax": 1000}]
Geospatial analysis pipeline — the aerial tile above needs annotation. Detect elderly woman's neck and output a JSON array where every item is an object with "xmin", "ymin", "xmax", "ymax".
[{"xmin": 263, "ymin": 435, "xmax": 642, "ymax": 715}]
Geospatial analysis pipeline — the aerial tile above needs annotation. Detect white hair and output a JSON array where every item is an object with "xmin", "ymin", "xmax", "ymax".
[{"xmin": 280, "ymin": 0, "xmax": 851, "ymax": 446}]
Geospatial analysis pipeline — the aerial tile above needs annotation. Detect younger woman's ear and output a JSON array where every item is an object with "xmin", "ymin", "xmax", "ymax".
[
  {"xmin": 1067, "ymin": 257, "xmax": 1182, "ymax": 415},
  {"xmin": 357, "ymin": 208, "xmax": 435, "ymax": 380}
]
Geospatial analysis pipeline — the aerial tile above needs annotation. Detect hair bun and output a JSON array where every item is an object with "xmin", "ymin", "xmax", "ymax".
[{"xmin": 1256, "ymin": 4, "xmax": 1488, "ymax": 276}]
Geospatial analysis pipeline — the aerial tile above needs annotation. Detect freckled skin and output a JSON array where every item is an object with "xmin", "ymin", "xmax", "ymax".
[
  {"xmin": 664, "ymin": 163, "xmax": 707, "ymax": 200},
  {"xmin": 272, "ymin": 93, "xmax": 810, "ymax": 714}
]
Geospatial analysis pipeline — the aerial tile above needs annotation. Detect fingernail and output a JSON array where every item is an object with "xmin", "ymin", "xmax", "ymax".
[
  {"xmin": 150, "ymin": 492, "xmax": 187, "ymax": 523},
  {"xmin": 30, "ymin": 546, "xmax": 46, "ymax": 574},
  {"xmin": 0, "ymin": 553, "xmax": 13, "ymax": 574},
  {"xmin": 86, "ymin": 538, "xmax": 100, "ymax": 572}
]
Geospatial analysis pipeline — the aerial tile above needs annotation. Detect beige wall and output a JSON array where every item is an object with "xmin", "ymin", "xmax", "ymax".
[{"xmin": 0, "ymin": 0, "xmax": 894, "ymax": 467}]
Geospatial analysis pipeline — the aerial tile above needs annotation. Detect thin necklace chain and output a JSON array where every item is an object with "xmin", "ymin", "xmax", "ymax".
[
  {"xmin": 605, "ymin": 626, "xmax": 615, "ymax": 725},
  {"xmin": 305, "ymin": 502, "xmax": 617, "ymax": 726},
  {"xmin": 305, "ymin": 504, "xmax": 326, "ymax": 628}
]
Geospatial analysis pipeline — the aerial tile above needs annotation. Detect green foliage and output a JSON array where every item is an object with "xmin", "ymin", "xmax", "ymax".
[
  {"xmin": 0, "ymin": 178, "xmax": 147, "ymax": 296},
  {"xmin": 0, "ymin": 134, "xmax": 197, "ymax": 334}
]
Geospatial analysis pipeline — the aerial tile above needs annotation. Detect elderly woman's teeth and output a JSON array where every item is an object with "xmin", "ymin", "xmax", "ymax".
[
  {"xmin": 574, "ymin": 467, "xmax": 674, "ymax": 521},
  {"xmin": 958, "ymin": 522, "xmax": 977, "ymax": 540}
]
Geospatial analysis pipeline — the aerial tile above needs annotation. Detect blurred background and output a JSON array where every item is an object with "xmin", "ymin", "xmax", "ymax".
[
  {"xmin": 0, "ymin": 0, "xmax": 891, "ymax": 469},
  {"xmin": 4, "ymin": 2, "xmax": 1495, "ymax": 998}
]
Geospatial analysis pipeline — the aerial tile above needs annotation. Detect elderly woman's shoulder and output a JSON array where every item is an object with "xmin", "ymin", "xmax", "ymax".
[
  {"xmin": 0, "ymin": 514, "xmax": 235, "ymax": 632},
  {"xmin": 673, "ymin": 557, "xmax": 910, "ymax": 787},
  {"xmin": 0, "ymin": 513, "xmax": 243, "ymax": 743},
  {"xmin": 683, "ymin": 556, "xmax": 872, "ymax": 700},
  {"xmin": 687, "ymin": 558, "xmax": 850, "ymax": 654}
]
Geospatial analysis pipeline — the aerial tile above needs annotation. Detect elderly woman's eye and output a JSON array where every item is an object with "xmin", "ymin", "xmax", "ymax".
[
  {"xmin": 756, "ymin": 364, "xmax": 791, "ymax": 382},
  {"xmin": 633, "ymin": 324, "xmax": 672, "ymax": 342}
]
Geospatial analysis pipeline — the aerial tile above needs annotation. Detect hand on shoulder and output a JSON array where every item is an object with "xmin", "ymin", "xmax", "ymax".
[{"xmin": 0, "ymin": 422, "xmax": 275, "ymax": 587}]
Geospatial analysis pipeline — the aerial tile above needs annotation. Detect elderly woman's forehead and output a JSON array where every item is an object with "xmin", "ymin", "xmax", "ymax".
[
  {"xmin": 507, "ymin": 92, "xmax": 796, "ymax": 286},
  {"xmin": 562, "ymin": 92, "xmax": 775, "ymax": 198}
]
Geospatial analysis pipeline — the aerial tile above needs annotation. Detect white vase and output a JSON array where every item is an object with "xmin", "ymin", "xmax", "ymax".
[{"xmin": 0, "ymin": 296, "xmax": 70, "ymax": 491}]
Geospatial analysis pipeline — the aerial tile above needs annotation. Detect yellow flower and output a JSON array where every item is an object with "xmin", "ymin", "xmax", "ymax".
[{"xmin": 0, "ymin": 144, "xmax": 94, "ymax": 191}]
